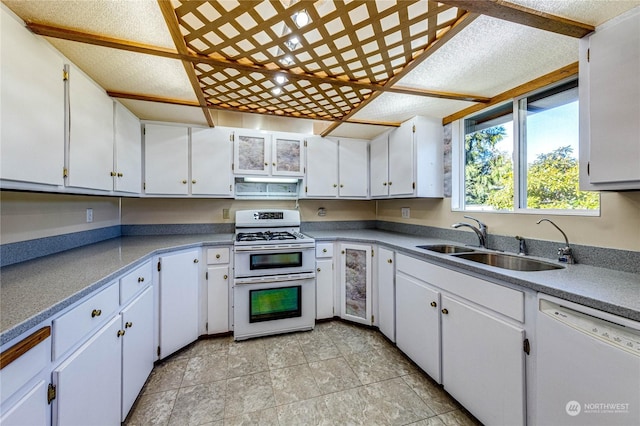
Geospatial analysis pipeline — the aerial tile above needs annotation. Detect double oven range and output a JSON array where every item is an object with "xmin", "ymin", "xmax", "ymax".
[{"xmin": 233, "ymin": 210, "xmax": 316, "ymax": 340}]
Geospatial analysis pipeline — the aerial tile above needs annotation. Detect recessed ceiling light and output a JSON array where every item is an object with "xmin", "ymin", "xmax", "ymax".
[
  {"xmin": 280, "ymin": 55, "xmax": 294, "ymax": 66},
  {"xmin": 293, "ymin": 10, "xmax": 310, "ymax": 28},
  {"xmin": 272, "ymin": 87, "xmax": 282, "ymax": 95},
  {"xmin": 284, "ymin": 36, "xmax": 301, "ymax": 51},
  {"xmin": 275, "ymin": 75, "xmax": 286, "ymax": 84}
]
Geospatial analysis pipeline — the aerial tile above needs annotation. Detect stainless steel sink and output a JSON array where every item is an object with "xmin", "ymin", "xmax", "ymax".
[
  {"xmin": 417, "ymin": 244, "xmax": 478, "ymax": 254},
  {"xmin": 452, "ymin": 252, "xmax": 564, "ymax": 271}
]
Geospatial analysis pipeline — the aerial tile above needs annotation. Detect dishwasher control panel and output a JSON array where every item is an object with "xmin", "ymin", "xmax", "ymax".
[{"xmin": 540, "ymin": 299, "xmax": 640, "ymax": 356}]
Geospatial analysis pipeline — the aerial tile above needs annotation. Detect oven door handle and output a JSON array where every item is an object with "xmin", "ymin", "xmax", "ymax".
[{"xmin": 234, "ymin": 272, "xmax": 316, "ymax": 285}]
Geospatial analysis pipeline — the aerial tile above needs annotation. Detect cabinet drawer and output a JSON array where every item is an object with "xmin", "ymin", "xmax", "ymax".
[
  {"xmin": 315, "ymin": 243, "xmax": 333, "ymax": 258},
  {"xmin": 0, "ymin": 327, "xmax": 51, "ymax": 403},
  {"xmin": 120, "ymin": 261, "xmax": 152, "ymax": 305},
  {"xmin": 207, "ymin": 247, "xmax": 229, "ymax": 264},
  {"xmin": 52, "ymin": 282, "xmax": 119, "ymax": 359}
]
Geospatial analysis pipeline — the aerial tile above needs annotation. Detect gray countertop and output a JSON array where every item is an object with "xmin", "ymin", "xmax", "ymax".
[{"xmin": 2, "ymin": 230, "xmax": 639, "ymax": 346}]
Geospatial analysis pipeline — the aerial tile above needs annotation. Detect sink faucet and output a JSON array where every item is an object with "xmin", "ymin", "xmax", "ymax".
[
  {"xmin": 452, "ymin": 216, "xmax": 488, "ymax": 248},
  {"xmin": 536, "ymin": 218, "xmax": 575, "ymax": 264}
]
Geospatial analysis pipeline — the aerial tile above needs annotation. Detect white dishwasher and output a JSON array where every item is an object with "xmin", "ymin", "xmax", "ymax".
[{"xmin": 536, "ymin": 294, "xmax": 640, "ymax": 426}]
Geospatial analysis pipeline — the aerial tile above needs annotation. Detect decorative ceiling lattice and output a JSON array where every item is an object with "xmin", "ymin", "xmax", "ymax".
[{"xmin": 171, "ymin": 0, "xmax": 466, "ymax": 120}]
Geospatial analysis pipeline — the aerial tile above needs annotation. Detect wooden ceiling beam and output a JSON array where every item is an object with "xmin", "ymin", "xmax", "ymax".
[
  {"xmin": 442, "ymin": 61, "xmax": 579, "ymax": 125},
  {"xmin": 439, "ymin": 1, "xmax": 594, "ymax": 38},
  {"xmin": 106, "ymin": 91, "xmax": 199, "ymax": 107},
  {"xmin": 26, "ymin": 22, "xmax": 488, "ymax": 105},
  {"xmin": 156, "ymin": 0, "xmax": 214, "ymax": 127}
]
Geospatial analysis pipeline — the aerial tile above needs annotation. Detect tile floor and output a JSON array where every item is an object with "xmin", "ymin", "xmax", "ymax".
[{"xmin": 125, "ymin": 321, "xmax": 481, "ymax": 425}]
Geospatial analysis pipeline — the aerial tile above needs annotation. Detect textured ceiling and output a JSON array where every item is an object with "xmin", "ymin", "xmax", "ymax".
[{"xmin": 2, "ymin": 0, "xmax": 639, "ymax": 137}]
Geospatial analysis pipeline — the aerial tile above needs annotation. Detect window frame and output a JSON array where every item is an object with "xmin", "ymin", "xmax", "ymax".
[{"xmin": 452, "ymin": 78, "xmax": 600, "ymax": 217}]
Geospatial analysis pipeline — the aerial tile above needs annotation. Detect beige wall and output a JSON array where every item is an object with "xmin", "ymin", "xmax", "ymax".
[
  {"xmin": 376, "ymin": 191, "xmax": 640, "ymax": 251},
  {"xmin": 0, "ymin": 191, "xmax": 120, "ymax": 244},
  {"xmin": 120, "ymin": 198, "xmax": 376, "ymax": 225}
]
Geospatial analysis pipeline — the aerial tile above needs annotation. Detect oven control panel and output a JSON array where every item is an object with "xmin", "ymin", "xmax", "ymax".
[{"xmin": 254, "ymin": 211, "xmax": 284, "ymax": 220}]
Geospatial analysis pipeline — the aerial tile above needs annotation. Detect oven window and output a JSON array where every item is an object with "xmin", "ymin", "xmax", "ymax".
[
  {"xmin": 250, "ymin": 252, "xmax": 302, "ymax": 270},
  {"xmin": 249, "ymin": 286, "xmax": 302, "ymax": 323}
]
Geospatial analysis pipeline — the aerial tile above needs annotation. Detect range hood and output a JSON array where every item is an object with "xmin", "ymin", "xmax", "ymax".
[{"xmin": 234, "ymin": 177, "xmax": 301, "ymax": 199}]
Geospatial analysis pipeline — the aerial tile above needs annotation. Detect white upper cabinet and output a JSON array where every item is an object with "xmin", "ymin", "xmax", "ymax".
[
  {"xmin": 191, "ymin": 127, "xmax": 234, "ymax": 196},
  {"xmin": 1, "ymin": 8, "xmax": 65, "ymax": 187},
  {"xmin": 233, "ymin": 130, "xmax": 304, "ymax": 177},
  {"xmin": 144, "ymin": 124, "xmax": 189, "ymax": 195},
  {"xmin": 67, "ymin": 64, "xmax": 115, "ymax": 191},
  {"xmin": 388, "ymin": 119, "xmax": 416, "ymax": 197},
  {"xmin": 337, "ymin": 138, "xmax": 369, "ymax": 198},
  {"xmin": 305, "ymin": 136, "xmax": 339, "ymax": 198},
  {"xmin": 114, "ymin": 102, "xmax": 142, "ymax": 193},
  {"xmin": 370, "ymin": 132, "xmax": 390, "ymax": 197},
  {"xmin": 579, "ymin": 8, "xmax": 640, "ymax": 190}
]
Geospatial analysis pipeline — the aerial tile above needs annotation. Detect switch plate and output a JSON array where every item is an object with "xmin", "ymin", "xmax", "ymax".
[
  {"xmin": 86, "ymin": 208, "xmax": 93, "ymax": 223},
  {"xmin": 401, "ymin": 207, "xmax": 410, "ymax": 219}
]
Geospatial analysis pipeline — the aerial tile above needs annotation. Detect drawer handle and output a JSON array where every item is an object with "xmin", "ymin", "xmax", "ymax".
[
  {"xmin": 387, "ymin": 259, "xmax": 393, "ymax": 264},
  {"xmin": 322, "ymin": 248, "xmax": 327, "ymax": 253},
  {"xmin": 138, "ymin": 277, "xmax": 145, "ymax": 283},
  {"xmin": 117, "ymin": 330, "xmax": 126, "ymax": 337},
  {"xmin": 223, "ymin": 275, "xmax": 228, "ymax": 280},
  {"xmin": 430, "ymin": 301, "xmax": 437, "ymax": 308},
  {"xmin": 125, "ymin": 322, "xmax": 133, "ymax": 329},
  {"xmin": 216, "ymin": 254, "xmax": 221, "ymax": 259},
  {"xmin": 194, "ymin": 259, "xmax": 199, "ymax": 263},
  {"xmin": 317, "ymin": 268, "xmax": 321, "ymax": 272},
  {"xmin": 441, "ymin": 308, "xmax": 449, "ymax": 315},
  {"xmin": 91, "ymin": 309, "xmax": 102, "ymax": 318}
]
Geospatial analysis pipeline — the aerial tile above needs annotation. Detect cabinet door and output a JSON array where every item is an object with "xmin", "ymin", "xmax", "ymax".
[
  {"xmin": 0, "ymin": 380, "xmax": 48, "ymax": 426},
  {"xmin": 144, "ymin": 124, "xmax": 189, "ymax": 195},
  {"xmin": 377, "ymin": 247, "xmax": 395, "ymax": 342},
  {"xmin": 192, "ymin": 127, "xmax": 234, "ymax": 196},
  {"xmin": 53, "ymin": 316, "xmax": 122, "ymax": 426},
  {"xmin": 272, "ymin": 133, "xmax": 304, "ymax": 176},
  {"xmin": 1, "ymin": 10, "xmax": 65, "ymax": 186},
  {"xmin": 587, "ymin": 10, "xmax": 640, "ymax": 185},
  {"xmin": 159, "ymin": 250, "xmax": 199, "ymax": 358},
  {"xmin": 338, "ymin": 139, "xmax": 369, "ymax": 198},
  {"xmin": 316, "ymin": 258, "xmax": 334, "ymax": 319},
  {"xmin": 339, "ymin": 243, "xmax": 372, "ymax": 325},
  {"xmin": 441, "ymin": 295, "xmax": 525, "ymax": 426},
  {"xmin": 114, "ymin": 102, "xmax": 141, "ymax": 193},
  {"xmin": 207, "ymin": 265, "xmax": 229, "ymax": 334},
  {"xmin": 388, "ymin": 120, "xmax": 415, "ymax": 197},
  {"xmin": 395, "ymin": 273, "xmax": 441, "ymax": 383},
  {"xmin": 370, "ymin": 132, "xmax": 389, "ymax": 197},
  {"xmin": 67, "ymin": 65, "xmax": 115, "ymax": 191},
  {"xmin": 234, "ymin": 130, "xmax": 270, "ymax": 175},
  {"xmin": 305, "ymin": 136, "xmax": 338, "ymax": 197},
  {"xmin": 121, "ymin": 287, "xmax": 154, "ymax": 422}
]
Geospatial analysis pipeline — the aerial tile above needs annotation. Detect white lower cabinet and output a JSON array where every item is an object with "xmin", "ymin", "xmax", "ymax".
[
  {"xmin": 395, "ymin": 273, "xmax": 441, "ymax": 382},
  {"xmin": 376, "ymin": 247, "xmax": 395, "ymax": 341},
  {"xmin": 120, "ymin": 287, "xmax": 154, "ymax": 422},
  {"xmin": 159, "ymin": 249, "xmax": 200, "ymax": 358},
  {"xmin": 0, "ymin": 380, "xmax": 49, "ymax": 426},
  {"xmin": 441, "ymin": 295, "xmax": 525, "ymax": 426},
  {"xmin": 207, "ymin": 265, "xmax": 230, "ymax": 334},
  {"xmin": 53, "ymin": 316, "xmax": 122, "ymax": 426},
  {"xmin": 316, "ymin": 258, "xmax": 334, "ymax": 319},
  {"xmin": 339, "ymin": 243, "xmax": 372, "ymax": 325}
]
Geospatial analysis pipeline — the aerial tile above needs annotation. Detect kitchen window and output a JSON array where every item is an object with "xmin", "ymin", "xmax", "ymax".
[{"xmin": 453, "ymin": 78, "xmax": 599, "ymax": 214}]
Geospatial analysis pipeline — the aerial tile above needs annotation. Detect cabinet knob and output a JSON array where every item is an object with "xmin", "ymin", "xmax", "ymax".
[
  {"xmin": 91, "ymin": 309, "xmax": 102, "ymax": 318},
  {"xmin": 322, "ymin": 248, "xmax": 327, "ymax": 253},
  {"xmin": 383, "ymin": 182, "xmax": 387, "ymax": 186},
  {"xmin": 117, "ymin": 173, "xmax": 123, "ymax": 177},
  {"xmin": 387, "ymin": 259, "xmax": 393, "ymax": 264},
  {"xmin": 333, "ymin": 184, "xmax": 338, "ymax": 188},
  {"xmin": 340, "ymin": 184, "xmax": 344, "ymax": 188},
  {"xmin": 388, "ymin": 181, "xmax": 393, "ymax": 186},
  {"xmin": 341, "ymin": 250, "xmax": 345, "ymax": 254},
  {"xmin": 193, "ymin": 259, "xmax": 199, "ymax": 263},
  {"xmin": 430, "ymin": 301, "xmax": 437, "ymax": 308},
  {"xmin": 182, "ymin": 180, "xmax": 187, "ymax": 184},
  {"xmin": 272, "ymin": 162, "xmax": 276, "ymax": 166},
  {"xmin": 125, "ymin": 322, "xmax": 133, "ymax": 328},
  {"xmin": 110, "ymin": 171, "xmax": 117, "ymax": 177},
  {"xmin": 223, "ymin": 274, "xmax": 228, "ymax": 280},
  {"xmin": 441, "ymin": 308, "xmax": 449, "ymax": 315},
  {"xmin": 216, "ymin": 254, "xmax": 221, "ymax": 259},
  {"xmin": 317, "ymin": 268, "xmax": 321, "ymax": 272},
  {"xmin": 264, "ymin": 162, "xmax": 268, "ymax": 166},
  {"xmin": 117, "ymin": 330, "xmax": 126, "ymax": 337},
  {"xmin": 137, "ymin": 277, "xmax": 145, "ymax": 283},
  {"xmin": 192, "ymin": 180, "xmax": 196, "ymax": 184}
]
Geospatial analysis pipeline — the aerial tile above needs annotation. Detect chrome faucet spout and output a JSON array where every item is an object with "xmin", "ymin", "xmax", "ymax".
[
  {"xmin": 452, "ymin": 216, "xmax": 488, "ymax": 249},
  {"xmin": 536, "ymin": 218, "xmax": 574, "ymax": 264}
]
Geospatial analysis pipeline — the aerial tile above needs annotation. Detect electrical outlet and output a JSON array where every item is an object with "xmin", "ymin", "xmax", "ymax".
[
  {"xmin": 86, "ymin": 208, "xmax": 93, "ymax": 223},
  {"xmin": 222, "ymin": 208, "xmax": 230, "ymax": 220},
  {"xmin": 401, "ymin": 207, "xmax": 410, "ymax": 219}
]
